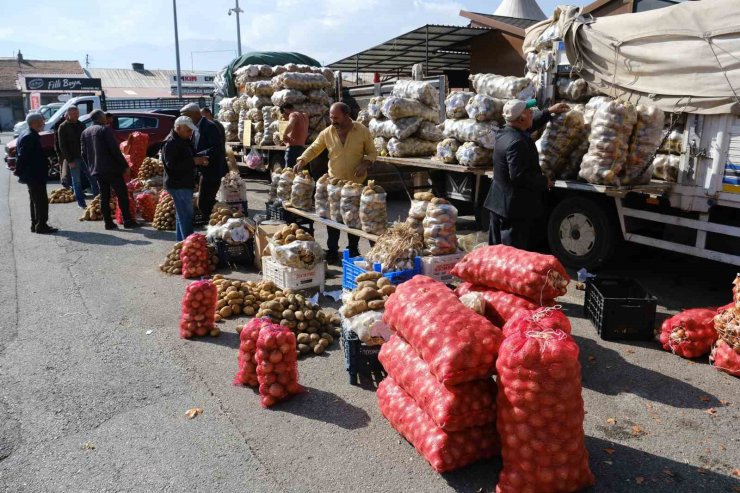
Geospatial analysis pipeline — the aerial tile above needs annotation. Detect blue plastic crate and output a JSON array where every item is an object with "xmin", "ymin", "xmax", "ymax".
[{"xmin": 341, "ymin": 250, "xmax": 422, "ymax": 291}]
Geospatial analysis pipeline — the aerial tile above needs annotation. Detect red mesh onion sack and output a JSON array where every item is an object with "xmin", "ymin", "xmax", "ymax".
[
  {"xmin": 383, "ymin": 275, "xmax": 504, "ymax": 385},
  {"xmin": 456, "ymin": 282, "xmax": 553, "ymax": 326},
  {"xmin": 234, "ymin": 318, "xmax": 273, "ymax": 387},
  {"xmin": 180, "ymin": 233, "xmax": 211, "ymax": 279},
  {"xmin": 451, "ymin": 245, "xmax": 570, "ymax": 301},
  {"xmin": 503, "ymin": 306, "xmax": 572, "ymax": 338},
  {"xmin": 256, "ymin": 324, "xmax": 302, "ymax": 407},
  {"xmin": 659, "ymin": 308, "xmax": 718, "ymax": 359},
  {"xmin": 127, "ymin": 179, "xmax": 144, "ymax": 193},
  {"xmin": 135, "ymin": 192, "xmax": 158, "ymax": 222},
  {"xmin": 377, "ymin": 376, "xmax": 499, "ymax": 473},
  {"xmin": 711, "ymin": 304, "xmax": 740, "ymax": 377},
  {"xmin": 179, "ymin": 280, "xmax": 218, "ymax": 339},
  {"xmin": 710, "ymin": 339, "xmax": 740, "ymax": 377},
  {"xmin": 496, "ymin": 329, "xmax": 594, "ymax": 493},
  {"xmin": 120, "ymin": 132, "xmax": 149, "ymax": 177},
  {"xmin": 114, "ymin": 191, "xmax": 137, "ymax": 224},
  {"xmin": 379, "ymin": 334, "xmax": 497, "ymax": 431}
]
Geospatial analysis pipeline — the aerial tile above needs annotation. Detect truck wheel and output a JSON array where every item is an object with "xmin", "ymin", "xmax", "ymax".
[{"xmin": 547, "ymin": 197, "xmax": 615, "ymax": 270}]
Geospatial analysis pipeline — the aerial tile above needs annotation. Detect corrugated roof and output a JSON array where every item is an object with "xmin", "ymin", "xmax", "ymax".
[
  {"xmin": 493, "ymin": 0, "xmax": 546, "ymax": 20},
  {"xmin": 328, "ymin": 24, "xmax": 491, "ymax": 74},
  {"xmin": 87, "ymin": 68, "xmax": 216, "ymax": 89},
  {"xmin": 0, "ymin": 58, "xmax": 84, "ymax": 91},
  {"xmin": 465, "ymin": 12, "xmax": 541, "ymax": 29}
]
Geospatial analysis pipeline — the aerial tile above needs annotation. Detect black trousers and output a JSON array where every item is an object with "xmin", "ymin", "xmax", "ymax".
[
  {"xmin": 96, "ymin": 173, "xmax": 132, "ymax": 225},
  {"xmin": 327, "ymin": 228, "xmax": 359, "ymax": 256},
  {"xmin": 284, "ymin": 146, "xmax": 305, "ymax": 168},
  {"xmin": 198, "ymin": 177, "xmax": 220, "ymax": 220},
  {"xmin": 27, "ymin": 182, "xmax": 49, "ymax": 230},
  {"xmin": 489, "ymin": 212, "xmax": 535, "ymax": 251}
]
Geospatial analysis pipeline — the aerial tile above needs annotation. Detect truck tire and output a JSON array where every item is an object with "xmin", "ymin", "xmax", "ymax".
[{"xmin": 547, "ymin": 196, "xmax": 616, "ymax": 269}]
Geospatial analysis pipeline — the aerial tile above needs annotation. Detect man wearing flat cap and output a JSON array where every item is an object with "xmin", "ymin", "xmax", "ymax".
[
  {"xmin": 484, "ymin": 99, "xmax": 569, "ymax": 250},
  {"xmin": 180, "ymin": 103, "xmax": 226, "ymax": 219}
]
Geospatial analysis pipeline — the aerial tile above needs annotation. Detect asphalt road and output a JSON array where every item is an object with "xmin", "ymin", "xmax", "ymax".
[{"xmin": 0, "ymin": 136, "xmax": 737, "ymax": 492}]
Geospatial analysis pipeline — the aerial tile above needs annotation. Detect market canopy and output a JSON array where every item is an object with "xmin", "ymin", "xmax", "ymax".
[
  {"xmin": 327, "ymin": 25, "xmax": 491, "ymax": 75},
  {"xmin": 215, "ymin": 51, "xmax": 322, "ymax": 97},
  {"xmin": 535, "ymin": 0, "xmax": 740, "ymax": 115}
]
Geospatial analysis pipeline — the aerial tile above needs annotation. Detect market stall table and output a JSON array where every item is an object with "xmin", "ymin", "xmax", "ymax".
[{"xmin": 282, "ymin": 206, "xmax": 380, "ymax": 242}]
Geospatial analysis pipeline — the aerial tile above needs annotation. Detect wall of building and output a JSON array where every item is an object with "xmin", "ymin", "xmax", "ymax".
[
  {"xmin": 588, "ymin": 0, "xmax": 634, "ymax": 16},
  {"xmin": 470, "ymin": 30, "xmax": 527, "ymax": 78}
]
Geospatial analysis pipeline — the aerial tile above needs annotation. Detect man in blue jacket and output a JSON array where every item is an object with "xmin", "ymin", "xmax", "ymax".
[
  {"xmin": 15, "ymin": 113, "xmax": 58, "ymax": 234},
  {"xmin": 485, "ymin": 99, "xmax": 569, "ymax": 250},
  {"xmin": 180, "ymin": 103, "xmax": 226, "ymax": 219}
]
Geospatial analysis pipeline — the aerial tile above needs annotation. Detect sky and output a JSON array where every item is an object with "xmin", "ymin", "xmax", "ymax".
[{"xmin": 0, "ymin": 0, "xmax": 589, "ymax": 72}]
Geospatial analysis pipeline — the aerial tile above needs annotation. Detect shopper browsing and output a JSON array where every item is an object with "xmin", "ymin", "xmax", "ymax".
[{"xmin": 58, "ymin": 105, "xmax": 98, "ymax": 208}]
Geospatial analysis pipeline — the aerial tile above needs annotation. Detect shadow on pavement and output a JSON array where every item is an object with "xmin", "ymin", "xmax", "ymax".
[
  {"xmin": 280, "ymin": 386, "xmax": 371, "ymax": 430},
  {"xmin": 190, "ymin": 329, "xmax": 241, "ymax": 350},
  {"xmin": 443, "ymin": 457, "xmax": 501, "ymax": 493},
  {"xmin": 575, "ymin": 335, "xmax": 724, "ymax": 409},
  {"xmin": 56, "ymin": 230, "xmax": 151, "ymax": 246}
]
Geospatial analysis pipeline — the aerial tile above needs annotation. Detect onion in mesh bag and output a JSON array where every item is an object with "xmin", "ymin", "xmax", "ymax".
[
  {"xmin": 381, "ymin": 97, "xmax": 439, "ymax": 123},
  {"xmin": 435, "ymin": 138, "xmax": 460, "ymax": 164},
  {"xmin": 579, "ymin": 99, "xmax": 637, "ymax": 185},
  {"xmin": 276, "ymin": 168, "xmax": 294, "ymax": 203},
  {"xmin": 247, "ymin": 95, "xmax": 271, "ymax": 110},
  {"xmin": 423, "ymin": 199, "xmax": 458, "ymax": 256},
  {"xmin": 314, "ymin": 174, "xmax": 330, "ymax": 218},
  {"xmin": 274, "ymin": 72, "xmax": 331, "ymax": 91},
  {"xmin": 415, "ymin": 121, "xmax": 444, "ymax": 142},
  {"xmin": 271, "ymin": 89, "xmax": 306, "ymax": 107},
  {"xmin": 290, "ymin": 171, "xmax": 314, "ymax": 210},
  {"xmin": 441, "ymin": 119, "xmax": 498, "ymax": 149},
  {"xmin": 406, "ymin": 192, "xmax": 432, "ymax": 233},
  {"xmin": 538, "ymin": 107, "xmax": 588, "ymax": 180},
  {"xmin": 391, "ymin": 80, "xmax": 439, "ymax": 108},
  {"xmin": 340, "ymin": 182, "xmax": 363, "ymax": 229},
  {"xmin": 367, "ymin": 96, "xmax": 385, "ymax": 119},
  {"xmin": 328, "ymin": 178, "xmax": 346, "ymax": 223},
  {"xmin": 659, "ymin": 308, "xmax": 718, "ymax": 359},
  {"xmin": 369, "ymin": 117, "xmax": 422, "ymax": 140},
  {"xmin": 387, "ymin": 137, "xmax": 438, "ymax": 158},
  {"xmin": 307, "ymin": 89, "xmax": 331, "ymax": 105},
  {"xmin": 465, "ymin": 94, "xmax": 505, "ymax": 123},
  {"xmin": 262, "ymin": 106, "xmax": 278, "ymax": 126},
  {"xmin": 374, "ymin": 136, "xmax": 389, "ymax": 157},
  {"xmin": 360, "ymin": 180, "xmax": 387, "ymax": 235},
  {"xmin": 356, "ymin": 109, "xmax": 372, "ymax": 127},
  {"xmin": 247, "ymin": 80, "xmax": 274, "ymax": 97},
  {"xmin": 469, "ymin": 73, "xmax": 535, "ymax": 100},
  {"xmin": 219, "ymin": 109, "xmax": 238, "ymax": 123},
  {"xmin": 653, "ymin": 154, "xmax": 680, "ymax": 182},
  {"xmin": 456, "ymin": 142, "xmax": 493, "ymax": 167},
  {"xmin": 246, "ymin": 107, "xmax": 262, "ymax": 122},
  {"xmin": 623, "ymin": 104, "xmax": 665, "ymax": 185},
  {"xmin": 294, "ymin": 102, "xmax": 329, "ymax": 117},
  {"xmin": 445, "ymin": 91, "xmax": 474, "ymax": 119}
]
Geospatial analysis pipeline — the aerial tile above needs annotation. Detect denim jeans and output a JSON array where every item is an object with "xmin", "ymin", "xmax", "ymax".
[
  {"xmin": 168, "ymin": 188, "xmax": 194, "ymax": 242},
  {"xmin": 69, "ymin": 158, "xmax": 99, "ymax": 207}
]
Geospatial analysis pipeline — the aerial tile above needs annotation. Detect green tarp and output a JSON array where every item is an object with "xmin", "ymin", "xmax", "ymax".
[{"xmin": 217, "ymin": 51, "xmax": 322, "ymax": 97}]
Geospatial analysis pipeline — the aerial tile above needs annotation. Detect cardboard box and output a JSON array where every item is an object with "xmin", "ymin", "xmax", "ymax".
[
  {"xmin": 420, "ymin": 251, "xmax": 464, "ymax": 284},
  {"xmin": 254, "ymin": 221, "xmax": 285, "ymax": 270}
]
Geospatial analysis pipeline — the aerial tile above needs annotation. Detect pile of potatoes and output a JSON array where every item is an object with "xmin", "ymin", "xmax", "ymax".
[
  {"xmin": 271, "ymin": 223, "xmax": 314, "ymax": 245},
  {"xmin": 160, "ymin": 242, "xmax": 219, "ymax": 275},
  {"xmin": 342, "ymin": 272, "xmax": 397, "ymax": 318},
  {"xmin": 256, "ymin": 292, "xmax": 341, "ymax": 356},
  {"xmin": 79, "ymin": 195, "xmax": 116, "ymax": 221},
  {"xmin": 49, "ymin": 188, "xmax": 75, "ymax": 204},
  {"xmin": 137, "ymin": 157, "xmax": 164, "ymax": 181},
  {"xmin": 209, "ymin": 204, "xmax": 246, "ymax": 226},
  {"xmin": 213, "ymin": 277, "xmax": 281, "ymax": 322},
  {"xmin": 153, "ymin": 193, "xmax": 176, "ymax": 230}
]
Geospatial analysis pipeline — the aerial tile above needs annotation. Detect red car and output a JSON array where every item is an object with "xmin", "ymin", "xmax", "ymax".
[{"xmin": 4, "ymin": 111, "xmax": 175, "ymax": 178}]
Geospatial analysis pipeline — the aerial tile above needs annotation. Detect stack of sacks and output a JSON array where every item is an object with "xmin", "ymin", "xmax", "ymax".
[
  {"xmin": 537, "ymin": 105, "xmax": 588, "ymax": 181},
  {"xmin": 434, "ymin": 91, "xmax": 472, "ymax": 164},
  {"xmin": 622, "ymin": 104, "xmax": 665, "ymax": 185},
  {"xmin": 369, "ymin": 80, "xmax": 443, "ymax": 158},
  {"xmin": 378, "ymin": 276, "xmax": 504, "ymax": 472},
  {"xmin": 451, "ymin": 245, "xmax": 570, "ymax": 327},
  {"xmin": 217, "ymin": 97, "xmax": 239, "ymax": 142}
]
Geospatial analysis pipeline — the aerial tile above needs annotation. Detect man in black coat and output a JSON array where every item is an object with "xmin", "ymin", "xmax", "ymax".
[
  {"xmin": 81, "ymin": 110, "xmax": 139, "ymax": 230},
  {"xmin": 484, "ymin": 99, "xmax": 569, "ymax": 250},
  {"xmin": 15, "ymin": 113, "xmax": 57, "ymax": 234},
  {"xmin": 180, "ymin": 103, "xmax": 226, "ymax": 219}
]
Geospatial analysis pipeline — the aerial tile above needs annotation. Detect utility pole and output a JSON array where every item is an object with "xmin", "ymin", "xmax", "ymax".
[
  {"xmin": 173, "ymin": 0, "xmax": 183, "ymax": 98},
  {"xmin": 228, "ymin": 0, "xmax": 244, "ymax": 57}
]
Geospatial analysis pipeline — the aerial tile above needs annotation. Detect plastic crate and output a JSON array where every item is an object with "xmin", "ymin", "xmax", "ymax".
[
  {"xmin": 262, "ymin": 257, "xmax": 325, "ymax": 291},
  {"xmin": 341, "ymin": 326, "xmax": 385, "ymax": 385},
  {"xmin": 214, "ymin": 238, "xmax": 254, "ymax": 268},
  {"xmin": 226, "ymin": 200, "xmax": 249, "ymax": 214},
  {"xmin": 584, "ymin": 277, "xmax": 657, "ymax": 341},
  {"xmin": 266, "ymin": 201, "xmax": 310, "ymax": 225},
  {"xmin": 342, "ymin": 250, "xmax": 422, "ymax": 291},
  {"xmin": 420, "ymin": 251, "xmax": 464, "ymax": 284},
  {"xmin": 193, "ymin": 209, "xmax": 206, "ymax": 227}
]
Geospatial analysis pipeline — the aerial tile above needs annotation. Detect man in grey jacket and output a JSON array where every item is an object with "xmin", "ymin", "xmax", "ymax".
[{"xmin": 81, "ymin": 110, "xmax": 139, "ymax": 230}]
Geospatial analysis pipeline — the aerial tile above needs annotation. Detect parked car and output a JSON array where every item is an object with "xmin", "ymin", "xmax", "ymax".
[
  {"xmin": 12, "ymin": 103, "xmax": 65, "ymax": 136},
  {"xmin": 4, "ymin": 111, "xmax": 175, "ymax": 178}
]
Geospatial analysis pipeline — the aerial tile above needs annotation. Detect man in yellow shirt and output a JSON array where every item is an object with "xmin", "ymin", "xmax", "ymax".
[{"xmin": 296, "ymin": 102, "xmax": 377, "ymax": 262}]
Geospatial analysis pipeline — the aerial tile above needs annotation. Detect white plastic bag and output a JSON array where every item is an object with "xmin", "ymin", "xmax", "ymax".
[
  {"xmin": 423, "ymin": 199, "xmax": 458, "ymax": 256},
  {"xmin": 441, "ymin": 119, "xmax": 498, "ymax": 149},
  {"xmin": 340, "ymin": 310, "xmax": 392, "ymax": 344},
  {"xmin": 314, "ymin": 174, "xmax": 330, "ymax": 218}
]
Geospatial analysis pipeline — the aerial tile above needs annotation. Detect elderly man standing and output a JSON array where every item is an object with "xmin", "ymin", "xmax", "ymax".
[
  {"xmin": 180, "ymin": 103, "xmax": 226, "ymax": 219},
  {"xmin": 162, "ymin": 116, "xmax": 209, "ymax": 241},
  {"xmin": 58, "ymin": 105, "xmax": 98, "ymax": 208},
  {"xmin": 484, "ymin": 99, "xmax": 569, "ymax": 250},
  {"xmin": 14, "ymin": 113, "xmax": 57, "ymax": 234},
  {"xmin": 81, "ymin": 109, "xmax": 139, "ymax": 230},
  {"xmin": 295, "ymin": 102, "xmax": 376, "ymax": 263},
  {"xmin": 200, "ymin": 107, "xmax": 226, "ymax": 145}
]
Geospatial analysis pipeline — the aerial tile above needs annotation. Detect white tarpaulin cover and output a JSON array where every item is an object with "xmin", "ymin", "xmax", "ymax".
[{"xmin": 528, "ymin": 1, "xmax": 740, "ymax": 115}]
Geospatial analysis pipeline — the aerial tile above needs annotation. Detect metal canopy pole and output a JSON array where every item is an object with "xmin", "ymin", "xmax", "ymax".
[
  {"xmin": 425, "ymin": 25, "xmax": 429, "ymax": 77},
  {"xmin": 355, "ymin": 55, "xmax": 359, "ymax": 84},
  {"xmin": 173, "ymin": 0, "xmax": 182, "ymax": 98},
  {"xmin": 229, "ymin": 0, "xmax": 244, "ymax": 57}
]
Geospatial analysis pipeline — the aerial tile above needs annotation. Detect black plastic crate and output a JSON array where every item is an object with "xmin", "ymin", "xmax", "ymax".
[
  {"xmin": 584, "ymin": 277, "xmax": 657, "ymax": 341},
  {"xmin": 341, "ymin": 326, "xmax": 385, "ymax": 386},
  {"xmin": 214, "ymin": 238, "xmax": 255, "ymax": 268},
  {"xmin": 193, "ymin": 209, "xmax": 206, "ymax": 227},
  {"xmin": 265, "ymin": 202, "xmax": 313, "ymax": 233}
]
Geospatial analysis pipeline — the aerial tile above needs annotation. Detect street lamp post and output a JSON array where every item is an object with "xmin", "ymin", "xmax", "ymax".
[
  {"xmin": 228, "ymin": 0, "xmax": 243, "ymax": 57},
  {"xmin": 173, "ymin": 0, "xmax": 182, "ymax": 98}
]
